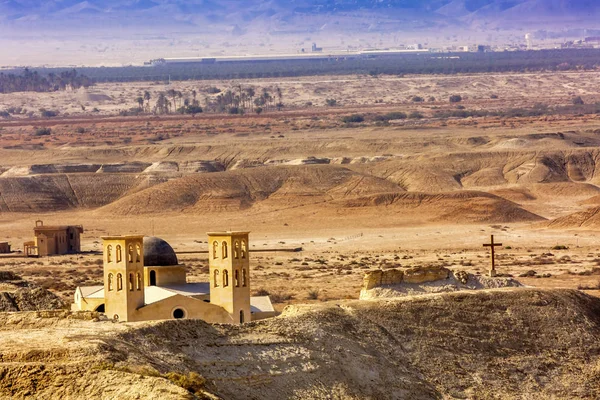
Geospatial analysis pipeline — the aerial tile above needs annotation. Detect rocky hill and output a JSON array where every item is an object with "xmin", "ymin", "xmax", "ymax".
[
  {"xmin": 2, "ymin": 0, "xmax": 599, "ymax": 32},
  {"xmin": 0, "ymin": 272, "xmax": 65, "ymax": 312},
  {"xmin": 1, "ymin": 289, "xmax": 599, "ymax": 399}
]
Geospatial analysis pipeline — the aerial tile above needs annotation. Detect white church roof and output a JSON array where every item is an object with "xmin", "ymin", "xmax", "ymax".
[
  {"xmin": 144, "ymin": 283, "xmax": 210, "ymax": 305},
  {"xmin": 79, "ymin": 286, "xmax": 104, "ymax": 298},
  {"xmin": 79, "ymin": 283, "xmax": 274, "ymax": 313},
  {"xmin": 250, "ymin": 296, "xmax": 275, "ymax": 313}
]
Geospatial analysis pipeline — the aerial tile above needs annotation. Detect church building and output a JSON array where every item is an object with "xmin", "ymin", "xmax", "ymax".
[{"xmin": 72, "ymin": 231, "xmax": 275, "ymax": 324}]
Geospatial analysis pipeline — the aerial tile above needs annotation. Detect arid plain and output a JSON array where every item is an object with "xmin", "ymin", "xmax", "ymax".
[
  {"xmin": 2, "ymin": 71, "xmax": 600, "ymax": 307},
  {"xmin": 3, "ymin": 72, "xmax": 600, "ymax": 398}
]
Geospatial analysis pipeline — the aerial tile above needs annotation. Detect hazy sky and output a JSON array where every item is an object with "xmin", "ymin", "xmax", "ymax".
[{"xmin": 1, "ymin": 0, "xmax": 599, "ymax": 67}]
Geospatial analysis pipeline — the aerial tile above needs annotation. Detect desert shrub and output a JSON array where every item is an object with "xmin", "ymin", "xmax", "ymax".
[
  {"xmin": 253, "ymin": 288, "xmax": 270, "ymax": 296},
  {"xmin": 325, "ymin": 98, "xmax": 338, "ymax": 106},
  {"xmin": 577, "ymin": 281, "xmax": 600, "ymax": 290},
  {"xmin": 205, "ymin": 86, "xmax": 221, "ymax": 94},
  {"xmin": 490, "ymin": 94, "xmax": 499, "ymax": 99},
  {"xmin": 270, "ymin": 292, "xmax": 294, "ymax": 303},
  {"xmin": 255, "ymin": 107, "xmax": 263, "ymax": 114},
  {"xmin": 575, "ymin": 267, "xmax": 600, "ymax": 276},
  {"xmin": 40, "ymin": 109, "xmax": 59, "ymax": 117},
  {"xmin": 552, "ymin": 245, "xmax": 569, "ymax": 250},
  {"xmin": 307, "ymin": 289, "xmax": 320, "ymax": 300},
  {"xmin": 34, "ymin": 127, "xmax": 52, "ymax": 136},
  {"xmin": 449, "ymin": 95, "xmax": 463, "ymax": 103},
  {"xmin": 0, "ymin": 271, "xmax": 21, "ymax": 281},
  {"xmin": 411, "ymin": 96, "xmax": 424, "ymax": 103},
  {"xmin": 374, "ymin": 111, "xmax": 407, "ymax": 121},
  {"xmin": 408, "ymin": 111, "xmax": 424, "ymax": 119},
  {"xmin": 76, "ymin": 127, "xmax": 85, "ymax": 134},
  {"xmin": 0, "ymin": 110, "xmax": 9, "ymax": 118},
  {"xmin": 177, "ymin": 105, "xmax": 203, "ymax": 115},
  {"xmin": 519, "ymin": 270, "xmax": 537, "ymax": 277},
  {"xmin": 341, "ymin": 114, "xmax": 364, "ymax": 123},
  {"xmin": 119, "ymin": 108, "xmax": 141, "ymax": 116},
  {"xmin": 573, "ymin": 96, "xmax": 585, "ymax": 105},
  {"xmin": 165, "ymin": 372, "xmax": 206, "ymax": 395}
]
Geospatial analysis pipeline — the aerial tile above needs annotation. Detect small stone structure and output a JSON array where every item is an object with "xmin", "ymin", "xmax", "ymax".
[
  {"xmin": 362, "ymin": 266, "xmax": 450, "ymax": 291},
  {"xmin": 360, "ymin": 266, "xmax": 522, "ymax": 299},
  {"xmin": 25, "ymin": 220, "xmax": 83, "ymax": 257},
  {"xmin": 0, "ymin": 242, "xmax": 10, "ymax": 253}
]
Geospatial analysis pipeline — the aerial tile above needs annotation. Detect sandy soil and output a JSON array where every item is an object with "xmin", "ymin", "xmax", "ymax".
[{"xmin": 1, "ymin": 72, "xmax": 600, "ymax": 310}]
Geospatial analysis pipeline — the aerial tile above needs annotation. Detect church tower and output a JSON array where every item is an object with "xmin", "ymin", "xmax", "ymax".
[
  {"xmin": 102, "ymin": 235, "xmax": 145, "ymax": 322},
  {"xmin": 208, "ymin": 232, "xmax": 251, "ymax": 324}
]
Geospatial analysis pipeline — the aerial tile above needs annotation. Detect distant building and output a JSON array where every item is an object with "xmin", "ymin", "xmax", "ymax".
[
  {"xmin": 459, "ymin": 45, "xmax": 482, "ymax": 52},
  {"xmin": 25, "ymin": 220, "xmax": 83, "ymax": 257},
  {"xmin": 526, "ymin": 33, "xmax": 533, "ymax": 50},
  {"xmin": 312, "ymin": 43, "xmax": 323, "ymax": 52}
]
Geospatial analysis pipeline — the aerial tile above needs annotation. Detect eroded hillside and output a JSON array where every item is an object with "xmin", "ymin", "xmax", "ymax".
[
  {"xmin": 2, "ymin": 124, "xmax": 600, "ymax": 223},
  {"xmin": 1, "ymin": 289, "xmax": 599, "ymax": 399}
]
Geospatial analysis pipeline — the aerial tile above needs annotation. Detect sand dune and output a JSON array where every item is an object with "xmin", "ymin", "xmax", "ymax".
[
  {"xmin": 546, "ymin": 206, "xmax": 600, "ymax": 229},
  {"xmin": 341, "ymin": 191, "xmax": 544, "ymax": 223}
]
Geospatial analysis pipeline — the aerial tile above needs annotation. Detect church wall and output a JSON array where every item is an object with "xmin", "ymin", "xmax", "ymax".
[
  {"xmin": 144, "ymin": 266, "xmax": 187, "ymax": 286},
  {"xmin": 208, "ymin": 233, "xmax": 251, "ymax": 324},
  {"xmin": 135, "ymin": 294, "xmax": 233, "ymax": 324},
  {"xmin": 103, "ymin": 236, "xmax": 145, "ymax": 322},
  {"xmin": 251, "ymin": 311, "xmax": 278, "ymax": 321},
  {"xmin": 34, "ymin": 229, "xmax": 70, "ymax": 256},
  {"xmin": 72, "ymin": 297, "xmax": 104, "ymax": 312}
]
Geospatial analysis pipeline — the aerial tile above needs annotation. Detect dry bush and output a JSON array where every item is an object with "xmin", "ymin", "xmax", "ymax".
[
  {"xmin": 164, "ymin": 371, "xmax": 206, "ymax": 395},
  {"xmin": 0, "ymin": 271, "xmax": 21, "ymax": 281},
  {"xmin": 577, "ymin": 281, "xmax": 600, "ymax": 290},
  {"xmin": 253, "ymin": 288, "xmax": 270, "ymax": 296},
  {"xmin": 270, "ymin": 292, "xmax": 295, "ymax": 303}
]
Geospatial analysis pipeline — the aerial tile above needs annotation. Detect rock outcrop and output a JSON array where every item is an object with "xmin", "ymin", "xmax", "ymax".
[
  {"xmin": 1, "ymin": 289, "xmax": 599, "ymax": 399},
  {"xmin": 360, "ymin": 268, "xmax": 522, "ymax": 300},
  {"xmin": 362, "ymin": 266, "xmax": 450, "ymax": 291},
  {"xmin": 0, "ymin": 274, "xmax": 65, "ymax": 312}
]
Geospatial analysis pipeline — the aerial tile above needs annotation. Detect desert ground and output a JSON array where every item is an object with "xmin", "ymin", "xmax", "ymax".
[{"xmin": 2, "ymin": 72, "xmax": 600, "ymax": 398}]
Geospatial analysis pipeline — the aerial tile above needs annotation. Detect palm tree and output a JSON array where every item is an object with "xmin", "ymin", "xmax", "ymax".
[
  {"xmin": 262, "ymin": 88, "xmax": 272, "ymax": 112},
  {"xmin": 177, "ymin": 91, "xmax": 183, "ymax": 109},
  {"xmin": 143, "ymin": 91, "xmax": 151, "ymax": 112},
  {"xmin": 245, "ymin": 87, "xmax": 255, "ymax": 111},
  {"xmin": 167, "ymin": 89, "xmax": 177, "ymax": 110},
  {"xmin": 155, "ymin": 92, "xmax": 167, "ymax": 114}
]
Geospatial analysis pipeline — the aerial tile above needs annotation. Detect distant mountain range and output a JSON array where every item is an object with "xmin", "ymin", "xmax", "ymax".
[{"xmin": 1, "ymin": 0, "xmax": 600, "ymax": 31}]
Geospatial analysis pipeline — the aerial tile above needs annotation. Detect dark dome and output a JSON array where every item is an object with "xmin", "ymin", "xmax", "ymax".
[{"xmin": 143, "ymin": 236, "xmax": 178, "ymax": 266}]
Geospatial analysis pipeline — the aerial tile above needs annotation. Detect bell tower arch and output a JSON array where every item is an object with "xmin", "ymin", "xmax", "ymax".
[
  {"xmin": 102, "ymin": 235, "xmax": 145, "ymax": 322},
  {"xmin": 208, "ymin": 231, "xmax": 251, "ymax": 324}
]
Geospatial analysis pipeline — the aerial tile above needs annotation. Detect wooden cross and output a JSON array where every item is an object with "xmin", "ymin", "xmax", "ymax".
[{"xmin": 483, "ymin": 235, "xmax": 502, "ymax": 277}]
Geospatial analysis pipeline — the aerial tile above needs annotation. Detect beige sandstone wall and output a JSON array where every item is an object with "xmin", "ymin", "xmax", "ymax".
[{"xmin": 362, "ymin": 266, "xmax": 450, "ymax": 292}]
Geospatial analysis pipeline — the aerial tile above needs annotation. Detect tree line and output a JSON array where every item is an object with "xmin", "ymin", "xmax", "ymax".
[
  {"xmin": 129, "ymin": 85, "xmax": 284, "ymax": 115},
  {"xmin": 0, "ymin": 68, "xmax": 93, "ymax": 93}
]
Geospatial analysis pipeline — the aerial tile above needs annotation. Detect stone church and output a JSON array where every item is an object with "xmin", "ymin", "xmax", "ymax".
[{"xmin": 72, "ymin": 231, "xmax": 275, "ymax": 324}]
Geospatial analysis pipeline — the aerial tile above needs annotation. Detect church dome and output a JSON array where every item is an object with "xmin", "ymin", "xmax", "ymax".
[{"xmin": 143, "ymin": 236, "xmax": 178, "ymax": 266}]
